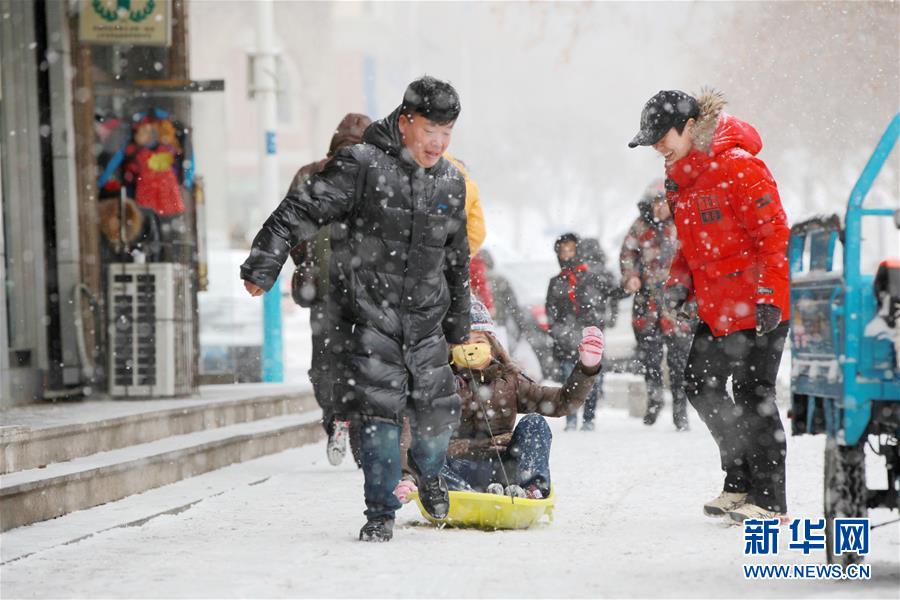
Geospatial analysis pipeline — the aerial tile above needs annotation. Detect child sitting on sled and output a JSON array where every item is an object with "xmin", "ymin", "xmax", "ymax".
[{"xmin": 396, "ymin": 301, "xmax": 603, "ymax": 501}]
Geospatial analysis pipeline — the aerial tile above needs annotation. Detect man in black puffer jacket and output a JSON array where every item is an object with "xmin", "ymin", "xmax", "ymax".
[{"xmin": 241, "ymin": 77, "xmax": 470, "ymax": 542}]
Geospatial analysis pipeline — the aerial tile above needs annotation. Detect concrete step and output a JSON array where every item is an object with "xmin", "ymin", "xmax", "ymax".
[
  {"xmin": 1, "ymin": 386, "xmax": 316, "ymax": 474},
  {"xmin": 0, "ymin": 411, "xmax": 324, "ymax": 531},
  {"xmin": 1, "ymin": 443, "xmax": 352, "ymax": 564}
]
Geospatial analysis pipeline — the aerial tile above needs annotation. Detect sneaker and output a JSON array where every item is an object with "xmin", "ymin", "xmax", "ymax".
[
  {"xmin": 326, "ymin": 419, "xmax": 350, "ymax": 466},
  {"xmin": 504, "ymin": 484, "xmax": 527, "ymax": 498},
  {"xmin": 728, "ymin": 503, "xmax": 789, "ymax": 525},
  {"xmin": 524, "ymin": 485, "xmax": 544, "ymax": 500},
  {"xmin": 581, "ymin": 421, "xmax": 595, "ymax": 432},
  {"xmin": 486, "ymin": 483, "xmax": 505, "ymax": 495},
  {"xmin": 359, "ymin": 517, "xmax": 394, "ymax": 542},
  {"xmin": 703, "ymin": 491, "xmax": 748, "ymax": 517},
  {"xmin": 416, "ymin": 474, "xmax": 450, "ymax": 519}
]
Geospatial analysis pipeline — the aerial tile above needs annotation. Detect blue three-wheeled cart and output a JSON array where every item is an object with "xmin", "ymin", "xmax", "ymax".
[{"xmin": 788, "ymin": 114, "xmax": 900, "ymax": 566}]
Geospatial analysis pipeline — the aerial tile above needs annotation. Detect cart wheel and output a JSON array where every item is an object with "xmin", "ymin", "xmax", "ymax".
[{"xmin": 823, "ymin": 437, "xmax": 867, "ymax": 566}]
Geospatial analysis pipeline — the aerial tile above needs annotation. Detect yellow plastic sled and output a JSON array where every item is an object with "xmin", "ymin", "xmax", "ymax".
[{"xmin": 410, "ymin": 488, "xmax": 555, "ymax": 530}]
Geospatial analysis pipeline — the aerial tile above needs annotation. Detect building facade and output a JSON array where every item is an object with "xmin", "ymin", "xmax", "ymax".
[{"xmin": 1, "ymin": 0, "xmax": 197, "ymax": 407}]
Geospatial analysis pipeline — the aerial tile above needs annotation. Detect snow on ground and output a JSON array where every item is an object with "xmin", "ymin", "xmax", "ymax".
[{"xmin": 2, "ymin": 407, "xmax": 898, "ymax": 599}]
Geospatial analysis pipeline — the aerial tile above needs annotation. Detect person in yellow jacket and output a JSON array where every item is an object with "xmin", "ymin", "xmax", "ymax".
[
  {"xmin": 445, "ymin": 153, "xmax": 493, "ymax": 312},
  {"xmin": 445, "ymin": 153, "xmax": 486, "ymax": 256}
]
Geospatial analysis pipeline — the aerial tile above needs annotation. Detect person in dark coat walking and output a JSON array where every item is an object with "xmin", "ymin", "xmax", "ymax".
[
  {"xmin": 629, "ymin": 88, "xmax": 790, "ymax": 523},
  {"xmin": 288, "ymin": 113, "xmax": 371, "ymax": 468},
  {"xmin": 619, "ymin": 184, "xmax": 696, "ymax": 430},
  {"xmin": 572, "ymin": 238, "xmax": 618, "ymax": 428},
  {"xmin": 546, "ymin": 233, "xmax": 605, "ymax": 430},
  {"xmin": 241, "ymin": 77, "xmax": 471, "ymax": 542},
  {"xmin": 578, "ymin": 238, "xmax": 620, "ymax": 331}
]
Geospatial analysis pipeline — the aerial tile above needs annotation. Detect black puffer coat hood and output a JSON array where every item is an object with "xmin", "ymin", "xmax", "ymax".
[
  {"xmin": 241, "ymin": 106, "xmax": 471, "ymax": 433},
  {"xmin": 363, "ymin": 107, "xmax": 404, "ymax": 157},
  {"xmin": 362, "ymin": 106, "xmax": 434, "ymax": 169}
]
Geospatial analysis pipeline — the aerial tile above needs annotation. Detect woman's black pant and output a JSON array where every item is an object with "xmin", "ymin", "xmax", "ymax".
[{"xmin": 684, "ymin": 321, "xmax": 789, "ymax": 512}]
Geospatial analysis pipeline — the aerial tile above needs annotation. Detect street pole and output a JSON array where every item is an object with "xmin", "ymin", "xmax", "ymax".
[{"xmin": 255, "ymin": 0, "xmax": 283, "ymax": 382}]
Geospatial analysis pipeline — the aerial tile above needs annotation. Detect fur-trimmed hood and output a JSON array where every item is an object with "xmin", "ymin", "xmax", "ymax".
[
  {"xmin": 691, "ymin": 88, "xmax": 726, "ymax": 153},
  {"xmin": 363, "ymin": 106, "xmax": 404, "ymax": 158},
  {"xmin": 666, "ymin": 89, "xmax": 764, "ymax": 186},
  {"xmin": 691, "ymin": 88, "xmax": 762, "ymax": 157}
]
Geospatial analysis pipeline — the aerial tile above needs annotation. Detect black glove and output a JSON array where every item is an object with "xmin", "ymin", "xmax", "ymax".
[
  {"xmin": 664, "ymin": 285, "xmax": 690, "ymax": 314},
  {"xmin": 755, "ymin": 304, "xmax": 782, "ymax": 336}
]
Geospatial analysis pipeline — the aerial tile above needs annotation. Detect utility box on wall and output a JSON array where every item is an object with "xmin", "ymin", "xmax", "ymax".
[{"xmin": 107, "ymin": 262, "xmax": 193, "ymax": 397}]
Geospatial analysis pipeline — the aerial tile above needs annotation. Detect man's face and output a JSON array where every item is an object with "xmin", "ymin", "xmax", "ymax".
[
  {"xmin": 652, "ymin": 120, "xmax": 694, "ymax": 168},
  {"xmin": 558, "ymin": 241, "xmax": 577, "ymax": 263},
  {"xmin": 652, "ymin": 198, "xmax": 671, "ymax": 222},
  {"xmin": 398, "ymin": 113, "xmax": 454, "ymax": 168}
]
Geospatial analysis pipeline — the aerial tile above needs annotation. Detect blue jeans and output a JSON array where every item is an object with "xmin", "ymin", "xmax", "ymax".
[
  {"xmin": 360, "ymin": 420, "xmax": 450, "ymax": 520},
  {"xmin": 442, "ymin": 414, "xmax": 553, "ymax": 496},
  {"xmin": 559, "ymin": 360, "xmax": 602, "ymax": 427}
]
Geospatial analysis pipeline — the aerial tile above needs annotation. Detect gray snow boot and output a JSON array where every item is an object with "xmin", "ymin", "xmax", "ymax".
[{"xmin": 359, "ymin": 516, "xmax": 394, "ymax": 542}]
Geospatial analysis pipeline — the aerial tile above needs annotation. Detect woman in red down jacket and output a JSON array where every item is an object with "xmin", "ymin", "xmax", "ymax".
[{"xmin": 628, "ymin": 89, "xmax": 790, "ymax": 524}]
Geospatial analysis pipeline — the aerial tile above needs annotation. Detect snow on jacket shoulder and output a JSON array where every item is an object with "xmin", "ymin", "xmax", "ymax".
[{"xmin": 664, "ymin": 92, "xmax": 790, "ymax": 337}]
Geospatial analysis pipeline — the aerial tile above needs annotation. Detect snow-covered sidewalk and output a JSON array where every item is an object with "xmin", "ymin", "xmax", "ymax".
[{"xmin": 2, "ymin": 407, "xmax": 898, "ymax": 598}]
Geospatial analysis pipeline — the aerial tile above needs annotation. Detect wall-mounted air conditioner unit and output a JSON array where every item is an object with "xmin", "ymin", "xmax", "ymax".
[{"xmin": 107, "ymin": 263, "xmax": 194, "ymax": 397}]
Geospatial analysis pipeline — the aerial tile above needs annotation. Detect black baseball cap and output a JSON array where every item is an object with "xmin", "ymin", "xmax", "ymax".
[{"xmin": 628, "ymin": 90, "xmax": 700, "ymax": 148}]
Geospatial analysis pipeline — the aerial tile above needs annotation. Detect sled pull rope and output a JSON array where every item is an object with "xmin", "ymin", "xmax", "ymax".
[
  {"xmin": 461, "ymin": 357, "xmax": 515, "ymax": 504},
  {"xmin": 869, "ymin": 517, "xmax": 900, "ymax": 530}
]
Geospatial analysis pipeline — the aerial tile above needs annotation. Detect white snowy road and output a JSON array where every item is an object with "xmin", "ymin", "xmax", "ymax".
[{"xmin": 2, "ymin": 407, "xmax": 898, "ymax": 599}]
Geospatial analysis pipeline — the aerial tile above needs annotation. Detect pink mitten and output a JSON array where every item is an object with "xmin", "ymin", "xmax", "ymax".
[
  {"xmin": 393, "ymin": 478, "xmax": 418, "ymax": 504},
  {"xmin": 578, "ymin": 326, "xmax": 605, "ymax": 368}
]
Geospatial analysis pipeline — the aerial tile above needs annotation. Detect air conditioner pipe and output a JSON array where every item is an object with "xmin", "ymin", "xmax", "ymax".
[{"xmin": 72, "ymin": 282, "xmax": 101, "ymax": 387}]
